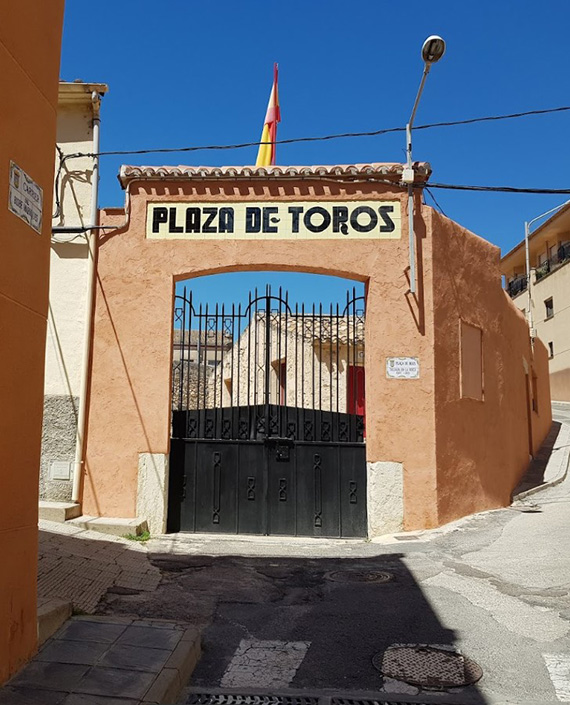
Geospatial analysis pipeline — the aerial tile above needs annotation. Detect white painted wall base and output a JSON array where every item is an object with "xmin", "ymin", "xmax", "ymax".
[
  {"xmin": 137, "ymin": 452, "xmax": 169, "ymax": 535},
  {"xmin": 367, "ymin": 461, "xmax": 404, "ymax": 538}
]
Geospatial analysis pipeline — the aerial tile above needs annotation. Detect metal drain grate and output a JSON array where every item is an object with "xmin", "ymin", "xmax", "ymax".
[
  {"xmin": 188, "ymin": 696, "xmax": 318, "ymax": 705},
  {"xmin": 327, "ymin": 570, "xmax": 393, "ymax": 584},
  {"xmin": 333, "ymin": 699, "xmax": 432, "ymax": 705},
  {"xmin": 187, "ymin": 697, "xmax": 430, "ymax": 705},
  {"xmin": 372, "ymin": 644, "xmax": 483, "ymax": 689}
]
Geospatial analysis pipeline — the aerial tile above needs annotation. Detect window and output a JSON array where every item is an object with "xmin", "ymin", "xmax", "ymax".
[
  {"xmin": 549, "ymin": 244, "xmax": 557, "ymax": 260},
  {"xmin": 545, "ymin": 297, "xmax": 554, "ymax": 319},
  {"xmin": 460, "ymin": 321, "xmax": 483, "ymax": 401},
  {"xmin": 538, "ymin": 252, "xmax": 547, "ymax": 265},
  {"xmin": 548, "ymin": 341, "xmax": 554, "ymax": 358}
]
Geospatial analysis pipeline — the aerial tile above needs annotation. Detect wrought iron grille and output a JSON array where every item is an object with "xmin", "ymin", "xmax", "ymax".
[{"xmin": 172, "ymin": 285, "xmax": 366, "ymax": 444}]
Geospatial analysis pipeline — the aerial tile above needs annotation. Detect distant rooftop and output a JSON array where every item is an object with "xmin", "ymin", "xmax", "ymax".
[{"xmin": 58, "ymin": 80, "xmax": 108, "ymax": 105}]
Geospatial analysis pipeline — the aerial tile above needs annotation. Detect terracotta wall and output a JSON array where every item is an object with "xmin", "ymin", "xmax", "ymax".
[
  {"xmin": 85, "ymin": 179, "xmax": 440, "ymax": 528},
  {"xmin": 0, "ymin": 0, "xmax": 64, "ymax": 683},
  {"xmin": 431, "ymin": 210, "xmax": 552, "ymax": 525},
  {"xmin": 84, "ymin": 181, "xmax": 551, "ymax": 536}
]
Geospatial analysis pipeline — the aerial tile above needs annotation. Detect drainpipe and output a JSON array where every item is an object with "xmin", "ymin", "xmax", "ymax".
[{"xmin": 71, "ymin": 91, "xmax": 101, "ymax": 503}]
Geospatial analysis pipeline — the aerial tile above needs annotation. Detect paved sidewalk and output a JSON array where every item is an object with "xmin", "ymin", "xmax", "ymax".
[
  {"xmin": 513, "ymin": 421, "xmax": 570, "ymax": 499},
  {"xmin": 1, "ymin": 616, "xmax": 200, "ymax": 705},
  {"xmin": 39, "ymin": 520, "xmax": 161, "ymax": 613}
]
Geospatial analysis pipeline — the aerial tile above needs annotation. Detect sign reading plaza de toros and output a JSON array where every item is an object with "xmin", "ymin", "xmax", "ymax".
[{"xmin": 146, "ymin": 201, "xmax": 401, "ymax": 240}]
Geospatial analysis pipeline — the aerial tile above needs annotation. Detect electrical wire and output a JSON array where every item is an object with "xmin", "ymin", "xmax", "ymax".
[
  {"xmin": 426, "ymin": 183, "xmax": 570, "ymax": 195},
  {"xmin": 60, "ymin": 105, "xmax": 570, "ymax": 159},
  {"xmin": 52, "ymin": 145, "xmax": 66, "ymax": 219},
  {"xmin": 424, "ymin": 187, "xmax": 448, "ymax": 217}
]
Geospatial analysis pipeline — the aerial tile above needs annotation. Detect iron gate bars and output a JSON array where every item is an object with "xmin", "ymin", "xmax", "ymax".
[{"xmin": 172, "ymin": 285, "xmax": 365, "ymax": 444}]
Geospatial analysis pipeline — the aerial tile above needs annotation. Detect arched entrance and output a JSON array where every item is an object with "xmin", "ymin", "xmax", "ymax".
[{"xmin": 168, "ymin": 281, "xmax": 367, "ymax": 537}]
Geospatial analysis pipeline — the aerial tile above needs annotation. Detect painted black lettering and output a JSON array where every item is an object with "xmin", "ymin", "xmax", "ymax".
[
  {"xmin": 332, "ymin": 206, "xmax": 349, "ymax": 235},
  {"xmin": 304, "ymin": 206, "xmax": 331, "ymax": 233},
  {"xmin": 350, "ymin": 206, "xmax": 377, "ymax": 233},
  {"xmin": 152, "ymin": 207, "xmax": 168, "ymax": 233},
  {"xmin": 379, "ymin": 205, "xmax": 395, "ymax": 232},
  {"xmin": 288, "ymin": 206, "xmax": 303, "ymax": 233},
  {"xmin": 185, "ymin": 208, "xmax": 201, "ymax": 233},
  {"xmin": 202, "ymin": 207, "xmax": 217, "ymax": 233},
  {"xmin": 263, "ymin": 207, "xmax": 279, "ymax": 234},
  {"xmin": 169, "ymin": 207, "xmax": 183, "ymax": 233},
  {"xmin": 218, "ymin": 207, "xmax": 234, "ymax": 234},
  {"xmin": 246, "ymin": 207, "xmax": 262, "ymax": 233}
]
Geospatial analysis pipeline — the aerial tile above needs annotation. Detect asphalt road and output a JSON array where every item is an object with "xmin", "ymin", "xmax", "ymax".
[{"xmin": 95, "ymin": 414, "xmax": 570, "ymax": 705}]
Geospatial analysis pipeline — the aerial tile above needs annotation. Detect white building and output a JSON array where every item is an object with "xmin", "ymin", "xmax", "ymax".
[{"xmin": 40, "ymin": 81, "xmax": 107, "ymax": 501}]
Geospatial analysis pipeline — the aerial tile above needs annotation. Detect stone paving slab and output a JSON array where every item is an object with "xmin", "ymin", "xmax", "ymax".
[
  {"xmin": 38, "ymin": 520, "xmax": 161, "ymax": 614},
  {"xmin": 0, "ymin": 617, "xmax": 202, "ymax": 705}
]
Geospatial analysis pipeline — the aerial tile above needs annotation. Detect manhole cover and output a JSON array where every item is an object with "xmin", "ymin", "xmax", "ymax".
[
  {"xmin": 372, "ymin": 644, "xmax": 483, "ymax": 689},
  {"xmin": 327, "ymin": 570, "xmax": 393, "ymax": 584}
]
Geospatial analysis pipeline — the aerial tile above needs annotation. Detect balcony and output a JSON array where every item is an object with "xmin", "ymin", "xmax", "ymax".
[
  {"xmin": 507, "ymin": 276, "xmax": 528, "ymax": 298},
  {"xmin": 535, "ymin": 242, "xmax": 570, "ymax": 282}
]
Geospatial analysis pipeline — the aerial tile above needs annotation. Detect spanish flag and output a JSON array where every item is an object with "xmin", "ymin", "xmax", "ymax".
[{"xmin": 255, "ymin": 63, "xmax": 281, "ymax": 166}]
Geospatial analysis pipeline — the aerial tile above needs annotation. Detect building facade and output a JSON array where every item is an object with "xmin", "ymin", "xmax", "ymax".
[
  {"xmin": 78, "ymin": 163, "xmax": 551, "ymax": 539},
  {"xmin": 0, "ymin": 1, "xmax": 64, "ymax": 683},
  {"xmin": 40, "ymin": 80, "xmax": 107, "ymax": 502},
  {"xmin": 502, "ymin": 204, "xmax": 570, "ymax": 401}
]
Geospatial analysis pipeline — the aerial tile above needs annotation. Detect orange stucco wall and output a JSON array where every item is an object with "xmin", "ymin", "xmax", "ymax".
[
  {"xmin": 85, "ymin": 179, "xmax": 439, "ymax": 528},
  {"xmin": 83, "ymin": 178, "xmax": 551, "ymax": 534},
  {"xmin": 0, "ymin": 0, "xmax": 64, "ymax": 683},
  {"xmin": 431, "ymin": 211, "xmax": 552, "ymax": 525}
]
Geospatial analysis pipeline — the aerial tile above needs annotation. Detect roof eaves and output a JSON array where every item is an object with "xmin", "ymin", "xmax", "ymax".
[
  {"xmin": 501, "ymin": 201, "xmax": 570, "ymax": 263},
  {"xmin": 118, "ymin": 162, "xmax": 431, "ymax": 189}
]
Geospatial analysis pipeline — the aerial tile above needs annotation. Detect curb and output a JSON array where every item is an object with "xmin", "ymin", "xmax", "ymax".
[{"xmin": 512, "ymin": 421, "xmax": 570, "ymax": 503}]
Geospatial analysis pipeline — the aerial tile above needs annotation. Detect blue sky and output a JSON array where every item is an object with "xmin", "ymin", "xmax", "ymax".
[{"xmin": 60, "ymin": 0, "xmax": 570, "ymax": 305}]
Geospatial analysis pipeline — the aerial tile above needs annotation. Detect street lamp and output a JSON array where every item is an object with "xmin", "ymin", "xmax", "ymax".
[
  {"xmin": 403, "ymin": 35, "xmax": 446, "ymax": 294},
  {"xmin": 524, "ymin": 200, "xmax": 570, "ymax": 337}
]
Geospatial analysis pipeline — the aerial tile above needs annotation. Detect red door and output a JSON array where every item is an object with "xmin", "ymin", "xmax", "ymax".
[{"xmin": 347, "ymin": 365, "xmax": 365, "ymax": 416}]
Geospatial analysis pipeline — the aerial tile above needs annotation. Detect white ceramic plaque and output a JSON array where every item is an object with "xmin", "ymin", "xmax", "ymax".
[{"xmin": 386, "ymin": 357, "xmax": 420, "ymax": 379}]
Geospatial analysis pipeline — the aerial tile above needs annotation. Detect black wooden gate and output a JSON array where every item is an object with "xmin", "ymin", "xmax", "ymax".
[{"xmin": 167, "ymin": 285, "xmax": 367, "ymax": 537}]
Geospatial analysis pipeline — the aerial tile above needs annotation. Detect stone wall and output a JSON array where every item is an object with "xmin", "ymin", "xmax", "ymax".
[{"xmin": 39, "ymin": 395, "xmax": 78, "ymax": 501}]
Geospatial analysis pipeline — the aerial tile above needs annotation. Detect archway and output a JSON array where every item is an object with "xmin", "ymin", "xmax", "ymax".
[{"xmin": 168, "ymin": 272, "xmax": 367, "ymax": 537}]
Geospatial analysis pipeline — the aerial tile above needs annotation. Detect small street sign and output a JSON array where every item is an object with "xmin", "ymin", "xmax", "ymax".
[{"xmin": 8, "ymin": 161, "xmax": 43, "ymax": 234}]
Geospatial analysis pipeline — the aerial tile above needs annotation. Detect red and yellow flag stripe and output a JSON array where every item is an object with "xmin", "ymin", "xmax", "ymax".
[{"xmin": 256, "ymin": 63, "xmax": 281, "ymax": 167}]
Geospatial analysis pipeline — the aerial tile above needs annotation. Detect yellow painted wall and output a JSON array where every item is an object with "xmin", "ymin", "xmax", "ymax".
[{"xmin": 0, "ymin": 0, "xmax": 64, "ymax": 683}]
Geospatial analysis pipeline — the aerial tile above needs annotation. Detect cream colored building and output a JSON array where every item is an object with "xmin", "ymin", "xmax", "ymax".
[
  {"xmin": 217, "ymin": 313, "xmax": 365, "ymax": 411},
  {"xmin": 502, "ymin": 204, "xmax": 570, "ymax": 401},
  {"xmin": 40, "ymin": 81, "xmax": 107, "ymax": 501}
]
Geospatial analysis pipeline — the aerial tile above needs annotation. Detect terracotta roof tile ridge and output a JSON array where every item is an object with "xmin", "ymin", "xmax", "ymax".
[{"xmin": 119, "ymin": 162, "xmax": 431, "ymax": 187}]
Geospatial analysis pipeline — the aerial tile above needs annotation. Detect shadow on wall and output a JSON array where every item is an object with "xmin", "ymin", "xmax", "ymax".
[{"xmin": 29, "ymin": 526, "xmax": 488, "ymax": 702}]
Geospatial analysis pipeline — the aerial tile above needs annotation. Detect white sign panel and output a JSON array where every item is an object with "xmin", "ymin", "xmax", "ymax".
[
  {"xmin": 8, "ymin": 161, "xmax": 43, "ymax": 234},
  {"xmin": 146, "ymin": 201, "xmax": 401, "ymax": 241},
  {"xmin": 386, "ymin": 357, "xmax": 420, "ymax": 379}
]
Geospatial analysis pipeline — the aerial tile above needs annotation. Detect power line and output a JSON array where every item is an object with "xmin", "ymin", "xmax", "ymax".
[
  {"xmin": 62, "ymin": 105, "xmax": 570, "ymax": 159},
  {"xmin": 426, "ymin": 183, "xmax": 570, "ymax": 195}
]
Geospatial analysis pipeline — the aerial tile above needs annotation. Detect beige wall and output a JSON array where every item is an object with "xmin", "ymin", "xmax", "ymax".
[
  {"xmin": 502, "ymin": 208, "xmax": 570, "ymax": 401},
  {"xmin": 531, "ymin": 263, "xmax": 570, "ymax": 401},
  {"xmin": 82, "ymin": 176, "xmax": 551, "ymax": 534},
  {"xmin": 0, "ymin": 0, "xmax": 64, "ymax": 683},
  {"xmin": 41, "ymin": 83, "xmax": 107, "ymax": 500},
  {"xmin": 216, "ymin": 317, "xmax": 363, "ymax": 411}
]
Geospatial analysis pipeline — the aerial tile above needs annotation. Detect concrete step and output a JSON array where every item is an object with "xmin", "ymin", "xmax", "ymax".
[
  {"xmin": 37, "ymin": 597, "xmax": 72, "ymax": 645},
  {"xmin": 38, "ymin": 501, "xmax": 82, "ymax": 523},
  {"xmin": 67, "ymin": 515, "xmax": 148, "ymax": 537}
]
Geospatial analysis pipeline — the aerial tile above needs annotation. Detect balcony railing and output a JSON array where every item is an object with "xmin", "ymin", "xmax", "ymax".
[
  {"xmin": 535, "ymin": 242, "xmax": 570, "ymax": 282},
  {"xmin": 507, "ymin": 276, "xmax": 528, "ymax": 298}
]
